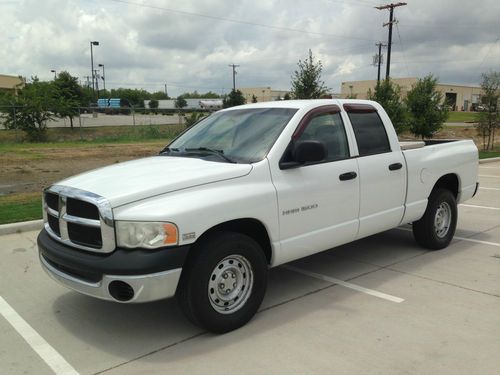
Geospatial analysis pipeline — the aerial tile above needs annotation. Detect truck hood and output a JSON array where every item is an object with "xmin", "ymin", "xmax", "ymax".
[{"xmin": 57, "ymin": 156, "xmax": 253, "ymax": 207}]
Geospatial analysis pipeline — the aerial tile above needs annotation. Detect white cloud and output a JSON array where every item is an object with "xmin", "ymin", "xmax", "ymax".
[{"xmin": 0, "ymin": 0, "xmax": 498, "ymax": 96}]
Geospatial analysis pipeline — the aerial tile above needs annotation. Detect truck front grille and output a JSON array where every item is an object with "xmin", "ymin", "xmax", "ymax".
[{"xmin": 43, "ymin": 186, "xmax": 115, "ymax": 253}]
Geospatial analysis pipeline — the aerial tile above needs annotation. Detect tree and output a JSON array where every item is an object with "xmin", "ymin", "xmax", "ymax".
[
  {"xmin": 251, "ymin": 94, "xmax": 258, "ymax": 103},
  {"xmin": 0, "ymin": 77, "xmax": 61, "ymax": 141},
  {"xmin": 290, "ymin": 49, "xmax": 328, "ymax": 99},
  {"xmin": 283, "ymin": 93, "xmax": 291, "ymax": 100},
  {"xmin": 223, "ymin": 89, "xmax": 246, "ymax": 108},
  {"xmin": 149, "ymin": 99, "xmax": 159, "ymax": 113},
  {"xmin": 405, "ymin": 75, "xmax": 448, "ymax": 139},
  {"xmin": 368, "ymin": 79, "xmax": 407, "ymax": 134},
  {"xmin": 175, "ymin": 96, "xmax": 188, "ymax": 109},
  {"xmin": 53, "ymin": 71, "xmax": 82, "ymax": 129},
  {"xmin": 476, "ymin": 71, "xmax": 499, "ymax": 151}
]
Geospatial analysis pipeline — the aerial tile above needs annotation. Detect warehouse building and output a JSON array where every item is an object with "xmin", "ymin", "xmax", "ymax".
[
  {"xmin": 0, "ymin": 74, "xmax": 25, "ymax": 95},
  {"xmin": 239, "ymin": 87, "xmax": 290, "ymax": 103},
  {"xmin": 341, "ymin": 77, "xmax": 483, "ymax": 111}
]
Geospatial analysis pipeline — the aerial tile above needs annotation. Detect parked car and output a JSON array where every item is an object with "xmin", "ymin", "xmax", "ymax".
[{"xmin": 38, "ymin": 100, "xmax": 479, "ymax": 333}]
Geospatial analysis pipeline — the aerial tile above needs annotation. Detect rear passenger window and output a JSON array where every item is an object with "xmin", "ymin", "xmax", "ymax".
[{"xmin": 348, "ymin": 112, "xmax": 391, "ymax": 156}]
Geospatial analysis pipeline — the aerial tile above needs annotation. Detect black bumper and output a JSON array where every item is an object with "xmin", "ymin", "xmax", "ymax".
[{"xmin": 38, "ymin": 229, "xmax": 190, "ymax": 282}]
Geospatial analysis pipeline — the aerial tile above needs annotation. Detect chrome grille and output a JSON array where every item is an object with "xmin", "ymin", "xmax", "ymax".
[{"xmin": 43, "ymin": 185, "xmax": 115, "ymax": 253}]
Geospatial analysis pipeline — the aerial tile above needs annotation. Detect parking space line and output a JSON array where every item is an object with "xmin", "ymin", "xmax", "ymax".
[
  {"xmin": 0, "ymin": 296, "xmax": 79, "ymax": 375},
  {"xmin": 480, "ymin": 187, "xmax": 500, "ymax": 191},
  {"xmin": 479, "ymin": 166, "xmax": 500, "ymax": 169},
  {"xmin": 460, "ymin": 204, "xmax": 500, "ymax": 211},
  {"xmin": 396, "ymin": 227, "xmax": 500, "ymax": 248},
  {"xmin": 282, "ymin": 265, "xmax": 404, "ymax": 303},
  {"xmin": 479, "ymin": 175, "xmax": 500, "ymax": 178}
]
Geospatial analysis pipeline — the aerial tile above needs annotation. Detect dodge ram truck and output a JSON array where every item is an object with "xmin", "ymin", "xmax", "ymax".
[{"xmin": 38, "ymin": 99, "xmax": 479, "ymax": 333}]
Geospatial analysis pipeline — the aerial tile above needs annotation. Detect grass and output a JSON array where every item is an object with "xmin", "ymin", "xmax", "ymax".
[
  {"xmin": 0, "ymin": 123, "xmax": 185, "ymax": 144},
  {"xmin": 479, "ymin": 149, "xmax": 500, "ymax": 159},
  {"xmin": 0, "ymin": 193, "xmax": 42, "ymax": 225},
  {"xmin": 447, "ymin": 112, "xmax": 479, "ymax": 123}
]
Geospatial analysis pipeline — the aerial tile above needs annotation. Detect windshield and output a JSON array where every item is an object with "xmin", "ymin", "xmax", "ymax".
[{"xmin": 166, "ymin": 107, "xmax": 298, "ymax": 163}]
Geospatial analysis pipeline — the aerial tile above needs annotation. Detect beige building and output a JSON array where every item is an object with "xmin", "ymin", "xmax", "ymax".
[
  {"xmin": 239, "ymin": 87, "xmax": 291, "ymax": 103},
  {"xmin": 0, "ymin": 74, "xmax": 25, "ymax": 95},
  {"xmin": 340, "ymin": 77, "xmax": 483, "ymax": 111}
]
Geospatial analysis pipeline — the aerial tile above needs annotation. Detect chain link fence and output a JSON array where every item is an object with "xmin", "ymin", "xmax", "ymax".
[{"xmin": 0, "ymin": 105, "xmax": 208, "ymax": 143}]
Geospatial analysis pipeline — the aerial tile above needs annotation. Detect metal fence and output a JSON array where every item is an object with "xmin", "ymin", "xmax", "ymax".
[{"xmin": 0, "ymin": 105, "xmax": 207, "ymax": 142}]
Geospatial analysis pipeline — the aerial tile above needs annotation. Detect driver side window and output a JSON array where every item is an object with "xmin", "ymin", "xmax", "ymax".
[{"xmin": 297, "ymin": 112, "xmax": 350, "ymax": 162}]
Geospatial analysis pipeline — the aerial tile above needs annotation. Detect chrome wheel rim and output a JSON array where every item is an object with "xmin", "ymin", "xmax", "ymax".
[
  {"xmin": 208, "ymin": 255, "xmax": 253, "ymax": 314},
  {"xmin": 434, "ymin": 202, "xmax": 452, "ymax": 238}
]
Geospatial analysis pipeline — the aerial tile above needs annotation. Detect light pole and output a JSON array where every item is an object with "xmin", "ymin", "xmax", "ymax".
[
  {"xmin": 50, "ymin": 70, "xmax": 57, "ymax": 79},
  {"xmin": 98, "ymin": 63, "xmax": 106, "ymax": 95},
  {"xmin": 90, "ymin": 41, "xmax": 99, "ymax": 103}
]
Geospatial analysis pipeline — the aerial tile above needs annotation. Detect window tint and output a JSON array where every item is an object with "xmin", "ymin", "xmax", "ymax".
[
  {"xmin": 297, "ymin": 112, "xmax": 349, "ymax": 161},
  {"xmin": 347, "ymin": 112, "xmax": 391, "ymax": 156}
]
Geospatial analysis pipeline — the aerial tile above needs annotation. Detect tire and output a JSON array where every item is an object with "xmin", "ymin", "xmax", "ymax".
[
  {"xmin": 412, "ymin": 188, "xmax": 457, "ymax": 250},
  {"xmin": 176, "ymin": 231, "xmax": 268, "ymax": 333}
]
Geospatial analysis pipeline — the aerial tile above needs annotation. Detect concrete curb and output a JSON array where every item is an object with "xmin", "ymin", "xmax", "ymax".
[
  {"xmin": 0, "ymin": 219, "xmax": 43, "ymax": 236},
  {"xmin": 479, "ymin": 157, "xmax": 500, "ymax": 164}
]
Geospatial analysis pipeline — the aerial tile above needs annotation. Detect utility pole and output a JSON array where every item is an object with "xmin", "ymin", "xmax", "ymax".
[
  {"xmin": 89, "ymin": 41, "xmax": 99, "ymax": 103},
  {"xmin": 375, "ymin": 2, "xmax": 406, "ymax": 79},
  {"xmin": 84, "ymin": 75, "xmax": 91, "ymax": 89},
  {"xmin": 374, "ymin": 42, "xmax": 387, "ymax": 83},
  {"xmin": 228, "ymin": 64, "xmax": 240, "ymax": 91},
  {"xmin": 94, "ymin": 69, "xmax": 100, "ymax": 99},
  {"xmin": 164, "ymin": 83, "xmax": 168, "ymax": 98}
]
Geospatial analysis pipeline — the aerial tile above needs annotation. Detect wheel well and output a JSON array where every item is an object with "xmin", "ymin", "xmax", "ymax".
[
  {"xmin": 196, "ymin": 219, "xmax": 273, "ymax": 264},
  {"xmin": 433, "ymin": 174, "xmax": 459, "ymax": 198}
]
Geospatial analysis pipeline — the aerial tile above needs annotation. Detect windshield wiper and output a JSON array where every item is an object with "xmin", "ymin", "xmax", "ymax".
[
  {"xmin": 185, "ymin": 147, "xmax": 236, "ymax": 163},
  {"xmin": 159, "ymin": 147, "xmax": 179, "ymax": 155}
]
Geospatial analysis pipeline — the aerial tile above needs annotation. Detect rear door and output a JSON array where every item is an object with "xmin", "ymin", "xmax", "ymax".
[{"xmin": 343, "ymin": 104, "xmax": 407, "ymax": 238}]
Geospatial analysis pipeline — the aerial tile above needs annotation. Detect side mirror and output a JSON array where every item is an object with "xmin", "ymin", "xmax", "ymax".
[
  {"xmin": 280, "ymin": 140, "xmax": 327, "ymax": 169},
  {"xmin": 293, "ymin": 140, "xmax": 327, "ymax": 163}
]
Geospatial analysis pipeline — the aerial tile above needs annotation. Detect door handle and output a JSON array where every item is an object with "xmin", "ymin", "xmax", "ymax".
[
  {"xmin": 339, "ymin": 171, "xmax": 357, "ymax": 181},
  {"xmin": 389, "ymin": 163, "xmax": 403, "ymax": 171}
]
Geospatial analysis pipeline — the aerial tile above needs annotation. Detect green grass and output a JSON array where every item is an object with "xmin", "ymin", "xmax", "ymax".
[
  {"xmin": 447, "ymin": 112, "xmax": 479, "ymax": 123},
  {"xmin": 0, "ymin": 124, "xmax": 185, "ymax": 144},
  {"xmin": 479, "ymin": 149, "xmax": 500, "ymax": 159},
  {"xmin": 0, "ymin": 193, "xmax": 42, "ymax": 225}
]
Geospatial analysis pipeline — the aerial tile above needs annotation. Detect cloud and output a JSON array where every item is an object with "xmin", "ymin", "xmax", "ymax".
[{"xmin": 0, "ymin": 0, "xmax": 498, "ymax": 96}]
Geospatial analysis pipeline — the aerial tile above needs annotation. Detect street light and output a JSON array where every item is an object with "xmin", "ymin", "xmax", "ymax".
[
  {"xmin": 50, "ymin": 70, "xmax": 57, "ymax": 79},
  {"xmin": 90, "ymin": 41, "xmax": 99, "ymax": 103},
  {"xmin": 98, "ymin": 63, "xmax": 106, "ymax": 95}
]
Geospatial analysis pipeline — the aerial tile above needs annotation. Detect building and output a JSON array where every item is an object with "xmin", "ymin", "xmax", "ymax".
[
  {"xmin": 144, "ymin": 98, "xmax": 222, "ymax": 110},
  {"xmin": 340, "ymin": 77, "xmax": 483, "ymax": 111},
  {"xmin": 0, "ymin": 74, "xmax": 25, "ymax": 95},
  {"xmin": 239, "ymin": 87, "xmax": 290, "ymax": 103}
]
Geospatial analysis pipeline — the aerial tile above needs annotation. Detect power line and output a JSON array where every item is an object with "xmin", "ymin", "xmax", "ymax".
[
  {"xmin": 478, "ymin": 35, "xmax": 500, "ymax": 70},
  {"xmin": 376, "ymin": 2, "xmax": 407, "ymax": 79},
  {"xmin": 108, "ymin": 0, "xmax": 377, "ymax": 42},
  {"xmin": 395, "ymin": 21, "xmax": 410, "ymax": 77}
]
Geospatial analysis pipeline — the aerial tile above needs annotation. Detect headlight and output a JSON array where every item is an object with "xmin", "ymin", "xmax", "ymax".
[{"xmin": 116, "ymin": 221, "xmax": 178, "ymax": 249}]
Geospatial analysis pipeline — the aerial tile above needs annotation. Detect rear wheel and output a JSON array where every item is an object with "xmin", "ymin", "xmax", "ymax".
[
  {"xmin": 177, "ymin": 231, "xmax": 268, "ymax": 333},
  {"xmin": 412, "ymin": 188, "xmax": 457, "ymax": 250}
]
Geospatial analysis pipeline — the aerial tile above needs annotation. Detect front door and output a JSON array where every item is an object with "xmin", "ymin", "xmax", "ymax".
[{"xmin": 270, "ymin": 106, "xmax": 360, "ymax": 265}]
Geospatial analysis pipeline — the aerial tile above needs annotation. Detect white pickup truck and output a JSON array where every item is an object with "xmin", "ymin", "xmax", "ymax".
[{"xmin": 38, "ymin": 99, "xmax": 479, "ymax": 333}]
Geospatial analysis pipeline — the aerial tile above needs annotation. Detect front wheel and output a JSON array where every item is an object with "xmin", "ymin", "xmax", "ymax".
[
  {"xmin": 412, "ymin": 188, "xmax": 457, "ymax": 250},
  {"xmin": 176, "ymin": 231, "xmax": 268, "ymax": 333}
]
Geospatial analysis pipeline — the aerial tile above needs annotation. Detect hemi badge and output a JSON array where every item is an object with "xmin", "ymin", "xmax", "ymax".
[{"xmin": 182, "ymin": 232, "xmax": 196, "ymax": 241}]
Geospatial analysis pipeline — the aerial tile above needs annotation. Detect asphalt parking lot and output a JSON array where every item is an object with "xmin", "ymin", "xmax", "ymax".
[{"xmin": 1, "ymin": 161, "xmax": 499, "ymax": 375}]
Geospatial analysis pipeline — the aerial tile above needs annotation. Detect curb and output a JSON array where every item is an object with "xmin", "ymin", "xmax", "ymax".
[
  {"xmin": 479, "ymin": 157, "xmax": 500, "ymax": 164},
  {"xmin": 0, "ymin": 219, "xmax": 43, "ymax": 236}
]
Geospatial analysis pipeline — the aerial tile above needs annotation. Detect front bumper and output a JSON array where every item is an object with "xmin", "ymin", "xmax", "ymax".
[{"xmin": 38, "ymin": 229, "xmax": 190, "ymax": 303}]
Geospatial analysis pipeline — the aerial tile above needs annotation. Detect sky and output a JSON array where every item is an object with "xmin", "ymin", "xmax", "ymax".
[{"xmin": 0, "ymin": 0, "xmax": 499, "ymax": 97}]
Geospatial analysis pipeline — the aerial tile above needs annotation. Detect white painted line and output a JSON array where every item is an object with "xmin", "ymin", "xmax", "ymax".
[
  {"xmin": 460, "ymin": 204, "xmax": 500, "ymax": 211},
  {"xmin": 0, "ymin": 296, "xmax": 79, "ymax": 375},
  {"xmin": 283, "ymin": 265, "xmax": 404, "ymax": 303},
  {"xmin": 396, "ymin": 227, "xmax": 500, "ymax": 248},
  {"xmin": 479, "ymin": 175, "xmax": 500, "ymax": 178},
  {"xmin": 480, "ymin": 187, "xmax": 500, "ymax": 191}
]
